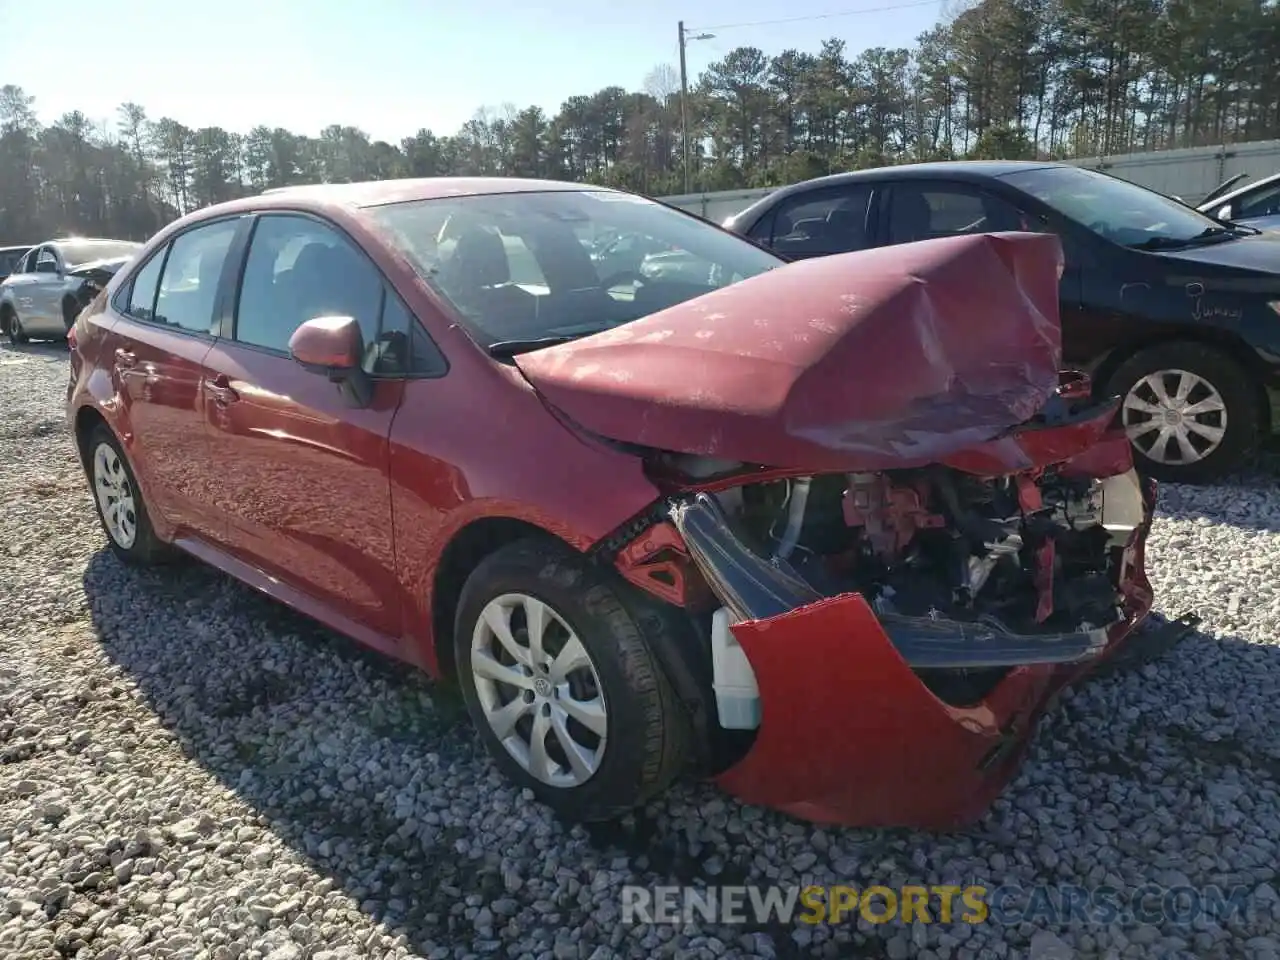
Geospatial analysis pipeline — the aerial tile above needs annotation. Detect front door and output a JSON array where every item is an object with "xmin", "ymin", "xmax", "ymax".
[{"xmin": 200, "ymin": 212, "xmax": 405, "ymax": 639}]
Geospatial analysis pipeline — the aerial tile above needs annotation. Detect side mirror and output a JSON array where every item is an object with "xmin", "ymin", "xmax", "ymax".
[
  {"xmin": 288, "ymin": 315, "xmax": 372, "ymax": 408},
  {"xmin": 1216, "ymin": 203, "xmax": 1234, "ymax": 221}
]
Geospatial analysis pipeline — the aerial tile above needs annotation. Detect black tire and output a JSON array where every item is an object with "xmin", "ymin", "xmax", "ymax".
[
  {"xmin": 86, "ymin": 424, "xmax": 174, "ymax": 565},
  {"xmin": 3, "ymin": 307, "xmax": 28, "ymax": 345},
  {"xmin": 1105, "ymin": 342, "xmax": 1260, "ymax": 484},
  {"xmin": 453, "ymin": 537, "xmax": 690, "ymax": 821},
  {"xmin": 63, "ymin": 296, "xmax": 82, "ymax": 333}
]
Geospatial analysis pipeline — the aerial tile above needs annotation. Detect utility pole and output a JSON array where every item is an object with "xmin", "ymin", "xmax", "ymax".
[
  {"xmin": 678, "ymin": 21, "xmax": 714, "ymax": 196},
  {"xmin": 679, "ymin": 21, "xmax": 690, "ymax": 195}
]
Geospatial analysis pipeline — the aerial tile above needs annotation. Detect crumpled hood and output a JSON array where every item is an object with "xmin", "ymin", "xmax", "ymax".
[
  {"xmin": 68, "ymin": 256, "xmax": 133, "ymax": 278},
  {"xmin": 516, "ymin": 231, "xmax": 1065, "ymax": 472}
]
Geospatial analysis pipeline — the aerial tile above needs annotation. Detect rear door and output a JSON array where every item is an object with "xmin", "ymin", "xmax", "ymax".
[
  {"xmin": 106, "ymin": 216, "xmax": 245, "ymax": 544},
  {"xmin": 744, "ymin": 183, "xmax": 877, "ymax": 260},
  {"xmin": 199, "ymin": 212, "xmax": 408, "ymax": 640},
  {"xmin": 6, "ymin": 246, "xmax": 59, "ymax": 335}
]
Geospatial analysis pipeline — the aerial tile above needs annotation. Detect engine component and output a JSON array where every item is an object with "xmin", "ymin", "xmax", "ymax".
[
  {"xmin": 680, "ymin": 463, "xmax": 1141, "ymax": 663},
  {"xmin": 842, "ymin": 472, "xmax": 945, "ymax": 558}
]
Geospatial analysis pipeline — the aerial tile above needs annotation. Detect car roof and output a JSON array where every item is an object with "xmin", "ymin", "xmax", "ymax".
[
  {"xmin": 1200, "ymin": 170, "xmax": 1280, "ymax": 209},
  {"xmin": 175, "ymin": 176, "xmax": 627, "ymax": 230},
  {"xmin": 0, "ymin": 245, "xmax": 32, "ymax": 253},
  {"xmin": 726, "ymin": 160, "xmax": 1071, "ymax": 224},
  {"xmin": 49, "ymin": 236, "xmax": 142, "ymax": 244},
  {"xmin": 771, "ymin": 160, "xmax": 1064, "ymax": 191},
  {"xmin": 253, "ymin": 177, "xmax": 605, "ymax": 208}
]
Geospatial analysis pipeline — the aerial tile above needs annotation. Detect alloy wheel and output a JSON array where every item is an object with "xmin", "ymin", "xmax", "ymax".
[
  {"xmin": 92, "ymin": 442, "xmax": 138, "ymax": 549},
  {"xmin": 1121, "ymin": 368, "xmax": 1227, "ymax": 466},
  {"xmin": 469, "ymin": 592, "xmax": 608, "ymax": 788}
]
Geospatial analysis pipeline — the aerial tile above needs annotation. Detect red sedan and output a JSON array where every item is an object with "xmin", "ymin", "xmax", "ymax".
[{"xmin": 65, "ymin": 178, "xmax": 1155, "ymax": 829}]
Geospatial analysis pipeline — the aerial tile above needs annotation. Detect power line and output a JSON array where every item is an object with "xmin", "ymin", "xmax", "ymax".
[{"xmin": 691, "ymin": 0, "xmax": 943, "ymax": 33}]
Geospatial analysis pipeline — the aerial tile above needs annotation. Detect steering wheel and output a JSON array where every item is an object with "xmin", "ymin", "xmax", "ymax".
[{"xmin": 599, "ymin": 269, "xmax": 646, "ymax": 291}]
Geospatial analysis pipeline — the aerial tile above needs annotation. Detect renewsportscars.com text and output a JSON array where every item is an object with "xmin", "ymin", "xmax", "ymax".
[{"xmin": 620, "ymin": 883, "xmax": 1255, "ymax": 927}]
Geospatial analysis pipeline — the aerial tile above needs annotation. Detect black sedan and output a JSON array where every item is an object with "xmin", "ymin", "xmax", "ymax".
[{"xmin": 724, "ymin": 161, "xmax": 1280, "ymax": 484}]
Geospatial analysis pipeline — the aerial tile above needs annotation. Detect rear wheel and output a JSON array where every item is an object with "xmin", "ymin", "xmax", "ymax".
[
  {"xmin": 1106, "ymin": 342, "xmax": 1259, "ymax": 483},
  {"xmin": 87, "ymin": 424, "xmax": 173, "ymax": 565},
  {"xmin": 3, "ymin": 307, "xmax": 27, "ymax": 345},
  {"xmin": 454, "ymin": 538, "xmax": 690, "ymax": 821}
]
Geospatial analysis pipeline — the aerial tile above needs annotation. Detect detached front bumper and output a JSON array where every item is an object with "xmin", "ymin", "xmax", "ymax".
[{"xmin": 689, "ymin": 468, "xmax": 1157, "ymax": 830}]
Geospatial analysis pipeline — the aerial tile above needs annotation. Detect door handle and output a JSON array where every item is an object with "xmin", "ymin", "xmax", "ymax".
[
  {"xmin": 114, "ymin": 349, "xmax": 137, "ymax": 369},
  {"xmin": 205, "ymin": 374, "xmax": 240, "ymax": 405}
]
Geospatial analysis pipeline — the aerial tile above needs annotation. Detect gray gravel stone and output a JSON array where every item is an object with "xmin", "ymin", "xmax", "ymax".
[{"xmin": 2, "ymin": 340, "xmax": 1280, "ymax": 960}]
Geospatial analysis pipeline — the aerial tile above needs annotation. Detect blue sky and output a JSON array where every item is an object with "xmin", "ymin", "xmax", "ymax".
[{"xmin": 4, "ymin": 0, "xmax": 948, "ymax": 142}]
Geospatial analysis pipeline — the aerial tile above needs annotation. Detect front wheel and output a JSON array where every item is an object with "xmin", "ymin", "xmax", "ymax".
[
  {"xmin": 1106, "ymin": 342, "xmax": 1260, "ymax": 484},
  {"xmin": 454, "ymin": 538, "xmax": 690, "ymax": 821}
]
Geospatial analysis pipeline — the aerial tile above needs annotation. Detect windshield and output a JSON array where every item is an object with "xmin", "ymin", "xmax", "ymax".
[
  {"xmin": 1001, "ymin": 166, "xmax": 1230, "ymax": 248},
  {"xmin": 366, "ymin": 190, "xmax": 782, "ymax": 349},
  {"xmin": 58, "ymin": 239, "xmax": 143, "ymax": 268}
]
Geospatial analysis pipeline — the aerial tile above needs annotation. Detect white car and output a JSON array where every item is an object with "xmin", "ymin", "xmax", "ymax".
[{"xmin": 1, "ymin": 238, "xmax": 142, "ymax": 344}]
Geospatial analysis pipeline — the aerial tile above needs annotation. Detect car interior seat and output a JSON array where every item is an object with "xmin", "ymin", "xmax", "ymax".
[
  {"xmin": 891, "ymin": 191, "xmax": 935, "ymax": 243},
  {"xmin": 825, "ymin": 206, "xmax": 868, "ymax": 253},
  {"xmin": 436, "ymin": 226, "xmax": 538, "ymax": 340}
]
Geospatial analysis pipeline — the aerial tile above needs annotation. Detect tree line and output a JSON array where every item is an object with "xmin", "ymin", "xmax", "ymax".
[{"xmin": 2, "ymin": 0, "xmax": 1277, "ymax": 243}]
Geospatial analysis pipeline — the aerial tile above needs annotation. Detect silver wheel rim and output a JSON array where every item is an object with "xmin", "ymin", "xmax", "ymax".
[
  {"xmin": 470, "ymin": 592, "xmax": 607, "ymax": 788},
  {"xmin": 1121, "ymin": 368, "xmax": 1227, "ymax": 466},
  {"xmin": 92, "ymin": 442, "xmax": 138, "ymax": 549}
]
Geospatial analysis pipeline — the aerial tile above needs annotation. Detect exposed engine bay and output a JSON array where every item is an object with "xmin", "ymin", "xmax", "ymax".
[{"xmin": 668, "ymin": 462, "xmax": 1147, "ymax": 713}]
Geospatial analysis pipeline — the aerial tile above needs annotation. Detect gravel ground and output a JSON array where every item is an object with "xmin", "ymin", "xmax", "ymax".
[{"xmin": 2, "ymin": 339, "xmax": 1279, "ymax": 960}]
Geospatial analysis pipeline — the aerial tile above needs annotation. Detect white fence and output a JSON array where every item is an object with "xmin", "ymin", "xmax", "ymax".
[{"xmin": 658, "ymin": 139, "xmax": 1280, "ymax": 221}]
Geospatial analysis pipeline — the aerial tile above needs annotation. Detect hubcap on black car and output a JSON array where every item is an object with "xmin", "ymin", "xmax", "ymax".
[{"xmin": 1122, "ymin": 368, "xmax": 1226, "ymax": 466}]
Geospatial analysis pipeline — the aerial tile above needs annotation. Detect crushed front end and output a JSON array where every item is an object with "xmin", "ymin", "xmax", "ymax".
[{"xmin": 617, "ymin": 400, "xmax": 1156, "ymax": 829}]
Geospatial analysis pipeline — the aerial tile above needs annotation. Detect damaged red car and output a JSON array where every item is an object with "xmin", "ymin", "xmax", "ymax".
[{"xmin": 66, "ymin": 178, "xmax": 1158, "ymax": 829}]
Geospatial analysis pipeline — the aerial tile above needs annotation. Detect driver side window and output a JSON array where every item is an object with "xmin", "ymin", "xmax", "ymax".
[
  {"xmin": 35, "ymin": 249, "xmax": 59, "ymax": 274},
  {"xmin": 235, "ymin": 214, "xmax": 383, "ymax": 354},
  {"xmin": 885, "ymin": 185, "xmax": 1022, "ymax": 245},
  {"xmin": 1236, "ymin": 185, "xmax": 1280, "ymax": 220}
]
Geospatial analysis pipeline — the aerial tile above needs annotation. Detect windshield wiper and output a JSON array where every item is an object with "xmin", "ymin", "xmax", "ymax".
[
  {"xmin": 1128, "ymin": 226, "xmax": 1237, "ymax": 251},
  {"xmin": 487, "ymin": 328, "xmax": 614, "ymax": 358}
]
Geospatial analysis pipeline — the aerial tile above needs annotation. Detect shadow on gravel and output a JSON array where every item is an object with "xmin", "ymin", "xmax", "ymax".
[
  {"xmin": 80, "ymin": 550, "xmax": 525, "ymax": 958},
  {"xmin": 0, "ymin": 340, "xmax": 70, "ymax": 361},
  {"xmin": 81, "ymin": 542, "xmax": 1280, "ymax": 959},
  {"xmin": 1148, "ymin": 438, "xmax": 1280, "ymax": 533}
]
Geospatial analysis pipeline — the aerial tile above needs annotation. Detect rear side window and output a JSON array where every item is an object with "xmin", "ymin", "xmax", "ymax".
[
  {"xmin": 125, "ymin": 251, "xmax": 165, "ymax": 321},
  {"xmin": 755, "ymin": 186, "xmax": 874, "ymax": 258},
  {"xmin": 152, "ymin": 219, "xmax": 239, "ymax": 334}
]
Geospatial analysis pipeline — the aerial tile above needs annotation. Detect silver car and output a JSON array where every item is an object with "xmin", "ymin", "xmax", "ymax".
[
  {"xmin": 1196, "ymin": 171, "xmax": 1280, "ymax": 232},
  {"xmin": 1, "ymin": 238, "xmax": 142, "ymax": 344}
]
